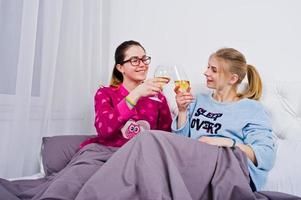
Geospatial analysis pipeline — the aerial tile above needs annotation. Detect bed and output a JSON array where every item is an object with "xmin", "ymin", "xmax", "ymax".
[{"xmin": 2, "ymin": 81, "xmax": 301, "ymax": 199}]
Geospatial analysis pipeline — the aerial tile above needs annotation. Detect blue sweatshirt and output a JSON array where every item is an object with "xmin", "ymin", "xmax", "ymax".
[{"xmin": 171, "ymin": 93, "xmax": 276, "ymax": 190}]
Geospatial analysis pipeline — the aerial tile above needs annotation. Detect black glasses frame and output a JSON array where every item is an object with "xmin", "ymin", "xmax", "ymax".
[{"xmin": 120, "ymin": 56, "xmax": 151, "ymax": 66}]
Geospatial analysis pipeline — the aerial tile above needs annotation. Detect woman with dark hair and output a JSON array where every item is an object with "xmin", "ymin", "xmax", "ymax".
[{"xmin": 80, "ymin": 40, "xmax": 172, "ymax": 147}]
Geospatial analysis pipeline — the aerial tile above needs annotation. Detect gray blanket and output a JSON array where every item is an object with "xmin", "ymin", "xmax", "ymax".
[{"xmin": 0, "ymin": 131, "xmax": 300, "ymax": 200}]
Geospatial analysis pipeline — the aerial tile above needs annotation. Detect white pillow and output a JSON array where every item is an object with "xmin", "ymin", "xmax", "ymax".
[{"xmin": 263, "ymin": 139, "xmax": 301, "ymax": 197}]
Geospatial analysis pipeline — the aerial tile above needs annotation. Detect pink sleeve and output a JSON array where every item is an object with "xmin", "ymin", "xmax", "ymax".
[
  {"xmin": 117, "ymin": 99, "xmax": 137, "ymax": 120},
  {"xmin": 94, "ymin": 88, "xmax": 136, "ymax": 139},
  {"xmin": 157, "ymin": 94, "xmax": 172, "ymax": 132}
]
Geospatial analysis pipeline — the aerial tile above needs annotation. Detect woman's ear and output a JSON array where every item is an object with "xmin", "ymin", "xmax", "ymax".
[
  {"xmin": 229, "ymin": 73, "xmax": 239, "ymax": 85},
  {"xmin": 116, "ymin": 64, "xmax": 124, "ymax": 74}
]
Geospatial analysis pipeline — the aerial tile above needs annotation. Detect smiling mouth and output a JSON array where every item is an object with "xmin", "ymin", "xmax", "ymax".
[{"xmin": 135, "ymin": 70, "xmax": 146, "ymax": 73}]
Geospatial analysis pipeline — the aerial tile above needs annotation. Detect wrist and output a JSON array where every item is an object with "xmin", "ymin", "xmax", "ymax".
[
  {"xmin": 178, "ymin": 108, "xmax": 188, "ymax": 113},
  {"xmin": 127, "ymin": 91, "xmax": 140, "ymax": 103},
  {"xmin": 125, "ymin": 96, "xmax": 136, "ymax": 107}
]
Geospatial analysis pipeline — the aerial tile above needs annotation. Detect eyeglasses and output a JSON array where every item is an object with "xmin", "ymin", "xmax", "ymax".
[{"xmin": 120, "ymin": 56, "xmax": 151, "ymax": 66}]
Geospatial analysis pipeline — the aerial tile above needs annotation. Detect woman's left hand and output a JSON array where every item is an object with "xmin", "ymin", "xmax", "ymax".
[
  {"xmin": 198, "ymin": 136, "xmax": 234, "ymax": 147},
  {"xmin": 199, "ymin": 137, "xmax": 258, "ymax": 165}
]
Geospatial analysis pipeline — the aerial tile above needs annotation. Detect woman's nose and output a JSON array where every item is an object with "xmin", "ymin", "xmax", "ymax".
[
  {"xmin": 138, "ymin": 59, "xmax": 145, "ymax": 67},
  {"xmin": 204, "ymin": 68, "xmax": 209, "ymax": 76}
]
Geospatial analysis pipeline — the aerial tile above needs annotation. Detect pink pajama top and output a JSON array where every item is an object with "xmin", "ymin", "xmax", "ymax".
[{"xmin": 81, "ymin": 84, "xmax": 172, "ymax": 148}]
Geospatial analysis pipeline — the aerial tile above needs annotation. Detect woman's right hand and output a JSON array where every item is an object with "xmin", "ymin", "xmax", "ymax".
[
  {"xmin": 134, "ymin": 77, "xmax": 168, "ymax": 98},
  {"xmin": 174, "ymin": 86, "xmax": 194, "ymax": 112},
  {"xmin": 126, "ymin": 78, "xmax": 169, "ymax": 105}
]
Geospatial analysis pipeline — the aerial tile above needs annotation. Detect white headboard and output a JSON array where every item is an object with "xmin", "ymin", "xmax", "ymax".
[{"xmin": 261, "ymin": 82, "xmax": 301, "ymax": 140}]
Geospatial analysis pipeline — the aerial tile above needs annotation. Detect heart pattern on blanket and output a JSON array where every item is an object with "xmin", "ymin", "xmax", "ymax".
[{"xmin": 121, "ymin": 120, "xmax": 150, "ymax": 139}]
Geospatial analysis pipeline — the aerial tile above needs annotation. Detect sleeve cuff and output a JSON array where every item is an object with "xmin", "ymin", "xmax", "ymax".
[
  {"xmin": 171, "ymin": 115, "xmax": 188, "ymax": 132},
  {"xmin": 117, "ymin": 99, "xmax": 136, "ymax": 121}
]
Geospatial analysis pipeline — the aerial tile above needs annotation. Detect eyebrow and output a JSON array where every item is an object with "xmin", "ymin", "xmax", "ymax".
[
  {"xmin": 126, "ymin": 55, "xmax": 147, "ymax": 60},
  {"xmin": 208, "ymin": 63, "xmax": 217, "ymax": 68}
]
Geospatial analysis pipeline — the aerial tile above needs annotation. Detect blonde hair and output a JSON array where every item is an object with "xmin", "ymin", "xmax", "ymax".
[{"xmin": 213, "ymin": 48, "xmax": 262, "ymax": 100}]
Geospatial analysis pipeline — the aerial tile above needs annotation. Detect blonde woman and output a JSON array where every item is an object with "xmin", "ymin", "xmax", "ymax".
[{"xmin": 173, "ymin": 48, "xmax": 276, "ymax": 191}]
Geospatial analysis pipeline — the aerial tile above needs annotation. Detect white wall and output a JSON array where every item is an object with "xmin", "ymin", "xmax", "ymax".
[{"xmin": 105, "ymin": 0, "xmax": 301, "ymax": 86}]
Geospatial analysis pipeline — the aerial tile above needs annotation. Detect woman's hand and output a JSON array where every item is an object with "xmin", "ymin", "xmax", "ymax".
[
  {"xmin": 198, "ymin": 136, "xmax": 234, "ymax": 147},
  {"xmin": 126, "ymin": 78, "xmax": 169, "ymax": 106},
  {"xmin": 175, "ymin": 86, "xmax": 194, "ymax": 129},
  {"xmin": 174, "ymin": 86, "xmax": 194, "ymax": 112},
  {"xmin": 135, "ymin": 77, "xmax": 169, "ymax": 97},
  {"xmin": 199, "ymin": 136, "xmax": 258, "ymax": 165}
]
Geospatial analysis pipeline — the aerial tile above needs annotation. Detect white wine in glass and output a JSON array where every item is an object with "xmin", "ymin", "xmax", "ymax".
[
  {"xmin": 149, "ymin": 66, "xmax": 171, "ymax": 102},
  {"xmin": 174, "ymin": 80, "xmax": 190, "ymax": 92},
  {"xmin": 171, "ymin": 65, "xmax": 190, "ymax": 92}
]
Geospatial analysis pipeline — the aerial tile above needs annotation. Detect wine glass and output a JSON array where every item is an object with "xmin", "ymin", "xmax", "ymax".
[
  {"xmin": 149, "ymin": 65, "xmax": 171, "ymax": 102},
  {"xmin": 171, "ymin": 65, "xmax": 190, "ymax": 93}
]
